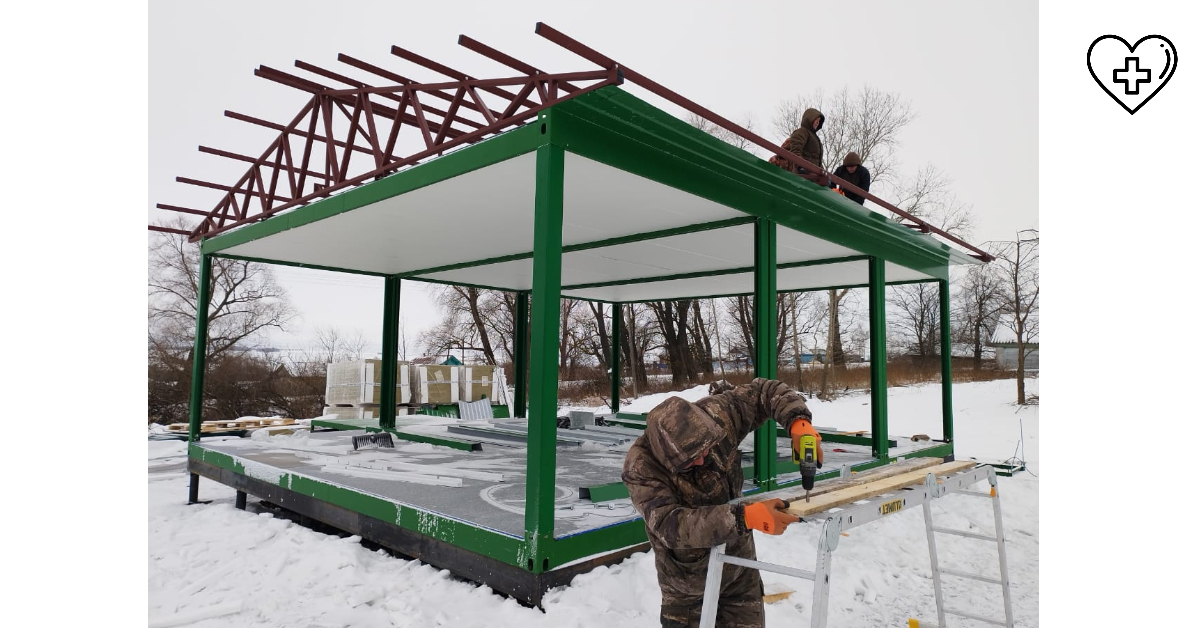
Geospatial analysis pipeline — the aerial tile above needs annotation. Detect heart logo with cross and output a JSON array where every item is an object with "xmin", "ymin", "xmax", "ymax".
[{"xmin": 1088, "ymin": 35, "xmax": 1177, "ymax": 114}]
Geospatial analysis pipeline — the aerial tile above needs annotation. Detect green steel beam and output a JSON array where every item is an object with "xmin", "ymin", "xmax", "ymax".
[
  {"xmin": 188, "ymin": 444, "xmax": 521, "ymax": 560},
  {"xmin": 188, "ymin": 254, "xmax": 213, "ymax": 442},
  {"xmin": 525, "ymin": 138, "xmax": 565, "ymax": 573},
  {"xmin": 398, "ymin": 216, "xmax": 757, "ymax": 280},
  {"xmin": 868, "ymin": 257, "xmax": 889, "ymax": 459},
  {"xmin": 514, "ymin": 291, "xmax": 529, "ymax": 418},
  {"xmin": 939, "ymin": 279, "xmax": 954, "ymax": 445},
  {"xmin": 610, "ymin": 303, "xmax": 622, "ymax": 414},
  {"xmin": 212, "ymin": 253, "xmax": 391, "ymax": 277},
  {"xmin": 549, "ymin": 519, "xmax": 648, "ymax": 569},
  {"xmin": 380, "ymin": 276, "xmax": 401, "ymax": 429},
  {"xmin": 560, "ymin": 254, "xmax": 872, "ymax": 293},
  {"xmin": 752, "ymin": 218, "xmax": 778, "ymax": 490},
  {"xmin": 563, "ymin": 265, "xmax": 750, "ymax": 292},
  {"xmin": 396, "ymin": 251, "xmax": 534, "ymax": 280},
  {"xmin": 400, "ymin": 274, "xmax": 523, "ymax": 294}
]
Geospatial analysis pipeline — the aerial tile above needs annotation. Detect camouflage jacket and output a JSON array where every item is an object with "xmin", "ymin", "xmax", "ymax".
[{"xmin": 621, "ymin": 378, "xmax": 812, "ymax": 604}]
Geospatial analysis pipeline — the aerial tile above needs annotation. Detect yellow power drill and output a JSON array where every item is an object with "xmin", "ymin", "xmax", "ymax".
[{"xmin": 793, "ymin": 433, "xmax": 819, "ymax": 502}]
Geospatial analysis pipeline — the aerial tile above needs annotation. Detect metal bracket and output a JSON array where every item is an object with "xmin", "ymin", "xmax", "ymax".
[{"xmin": 839, "ymin": 464, "xmax": 852, "ymax": 479}]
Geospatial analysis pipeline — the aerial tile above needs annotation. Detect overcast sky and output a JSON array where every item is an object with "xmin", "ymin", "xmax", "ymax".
[{"xmin": 148, "ymin": 0, "xmax": 1038, "ymax": 356}]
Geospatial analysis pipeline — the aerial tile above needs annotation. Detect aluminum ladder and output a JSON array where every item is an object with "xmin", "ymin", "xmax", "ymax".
[{"xmin": 698, "ymin": 463, "xmax": 1015, "ymax": 628}]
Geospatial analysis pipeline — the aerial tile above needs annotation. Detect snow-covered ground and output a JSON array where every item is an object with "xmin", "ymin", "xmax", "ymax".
[{"xmin": 149, "ymin": 378, "xmax": 1038, "ymax": 627}]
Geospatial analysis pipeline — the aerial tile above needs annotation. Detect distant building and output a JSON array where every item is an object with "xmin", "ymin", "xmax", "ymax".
[{"xmin": 990, "ymin": 314, "xmax": 1039, "ymax": 370}]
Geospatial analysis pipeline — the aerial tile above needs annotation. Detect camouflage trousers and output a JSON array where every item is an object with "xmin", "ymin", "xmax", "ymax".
[{"xmin": 659, "ymin": 564, "xmax": 764, "ymax": 628}]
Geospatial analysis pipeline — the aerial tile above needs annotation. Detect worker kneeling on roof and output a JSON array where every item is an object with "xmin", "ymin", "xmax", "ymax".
[{"xmin": 622, "ymin": 378, "xmax": 824, "ymax": 628}]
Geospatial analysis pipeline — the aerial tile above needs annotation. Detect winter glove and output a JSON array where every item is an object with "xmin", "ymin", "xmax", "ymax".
[
  {"xmin": 743, "ymin": 498, "xmax": 800, "ymax": 535},
  {"xmin": 789, "ymin": 419, "xmax": 824, "ymax": 467}
]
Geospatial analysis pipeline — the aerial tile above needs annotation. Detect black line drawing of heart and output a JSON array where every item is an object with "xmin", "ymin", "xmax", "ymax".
[{"xmin": 1088, "ymin": 35, "xmax": 1177, "ymax": 114}]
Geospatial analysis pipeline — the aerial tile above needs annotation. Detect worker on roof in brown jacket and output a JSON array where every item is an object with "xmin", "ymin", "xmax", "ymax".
[
  {"xmin": 621, "ymin": 378, "xmax": 824, "ymax": 628},
  {"xmin": 769, "ymin": 108, "xmax": 828, "ymax": 187}
]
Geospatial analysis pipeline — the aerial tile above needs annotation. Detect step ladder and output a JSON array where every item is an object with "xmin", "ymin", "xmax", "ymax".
[{"xmin": 698, "ymin": 464, "xmax": 1015, "ymax": 628}]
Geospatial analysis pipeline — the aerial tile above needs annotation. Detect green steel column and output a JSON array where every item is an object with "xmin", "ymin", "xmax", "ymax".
[
  {"xmin": 524, "ymin": 141, "xmax": 565, "ymax": 572},
  {"xmin": 752, "ymin": 218, "xmax": 778, "ymax": 489},
  {"xmin": 610, "ymin": 303, "xmax": 622, "ymax": 414},
  {"xmin": 868, "ymin": 257, "xmax": 889, "ymax": 459},
  {"xmin": 188, "ymin": 254, "xmax": 213, "ymax": 442},
  {"xmin": 380, "ymin": 276, "xmax": 401, "ymax": 429},
  {"xmin": 514, "ymin": 291, "xmax": 529, "ymax": 419},
  {"xmin": 939, "ymin": 279, "xmax": 954, "ymax": 445}
]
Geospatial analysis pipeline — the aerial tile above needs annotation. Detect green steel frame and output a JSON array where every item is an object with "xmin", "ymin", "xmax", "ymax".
[
  {"xmin": 752, "ymin": 218, "xmax": 778, "ymax": 490},
  {"xmin": 184, "ymin": 87, "xmax": 970, "ymax": 589},
  {"xmin": 939, "ymin": 279, "xmax": 954, "ymax": 442},
  {"xmin": 868, "ymin": 257, "xmax": 889, "ymax": 458},
  {"xmin": 380, "ymin": 277, "xmax": 401, "ymax": 429},
  {"xmin": 610, "ymin": 303, "xmax": 622, "ymax": 414}
]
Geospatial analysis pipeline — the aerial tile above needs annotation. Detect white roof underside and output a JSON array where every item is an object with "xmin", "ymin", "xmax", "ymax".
[{"xmin": 220, "ymin": 152, "xmax": 940, "ymax": 296}]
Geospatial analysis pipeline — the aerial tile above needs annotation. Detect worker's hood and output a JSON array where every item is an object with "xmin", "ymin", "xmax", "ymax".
[
  {"xmin": 843, "ymin": 151, "xmax": 862, "ymax": 166},
  {"xmin": 645, "ymin": 396, "xmax": 725, "ymax": 474},
  {"xmin": 801, "ymin": 107, "xmax": 825, "ymax": 132}
]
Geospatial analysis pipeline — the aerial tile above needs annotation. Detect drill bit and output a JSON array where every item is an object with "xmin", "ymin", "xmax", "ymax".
[{"xmin": 805, "ymin": 489, "xmax": 810, "ymax": 503}]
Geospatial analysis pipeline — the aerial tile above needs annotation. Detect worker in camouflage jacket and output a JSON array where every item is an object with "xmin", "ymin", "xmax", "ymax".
[
  {"xmin": 768, "ymin": 107, "xmax": 827, "ymax": 186},
  {"xmin": 622, "ymin": 378, "xmax": 825, "ymax": 628}
]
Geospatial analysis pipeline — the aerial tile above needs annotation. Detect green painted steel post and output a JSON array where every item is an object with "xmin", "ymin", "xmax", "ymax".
[
  {"xmin": 514, "ymin": 291, "xmax": 529, "ymax": 419},
  {"xmin": 610, "ymin": 303, "xmax": 622, "ymax": 414},
  {"xmin": 868, "ymin": 257, "xmax": 889, "ymax": 459},
  {"xmin": 188, "ymin": 254, "xmax": 213, "ymax": 443},
  {"xmin": 753, "ymin": 218, "xmax": 778, "ymax": 489},
  {"xmin": 525, "ymin": 139, "xmax": 565, "ymax": 573},
  {"xmin": 380, "ymin": 276, "xmax": 401, "ymax": 429},
  {"xmin": 939, "ymin": 279, "xmax": 954, "ymax": 445}
]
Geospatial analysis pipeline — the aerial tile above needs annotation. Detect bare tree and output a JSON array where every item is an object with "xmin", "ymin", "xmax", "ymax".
[
  {"xmin": 894, "ymin": 165, "xmax": 974, "ymax": 235},
  {"xmin": 147, "ymin": 219, "xmax": 294, "ymax": 423},
  {"xmin": 953, "ymin": 264, "xmax": 1005, "ymax": 370},
  {"xmin": 888, "ymin": 282, "xmax": 941, "ymax": 359},
  {"xmin": 887, "ymin": 168, "xmax": 976, "ymax": 363},
  {"xmin": 989, "ymin": 231, "xmax": 1040, "ymax": 404}
]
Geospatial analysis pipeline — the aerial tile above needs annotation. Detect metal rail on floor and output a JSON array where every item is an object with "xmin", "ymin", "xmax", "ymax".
[{"xmin": 698, "ymin": 464, "xmax": 1014, "ymax": 628}]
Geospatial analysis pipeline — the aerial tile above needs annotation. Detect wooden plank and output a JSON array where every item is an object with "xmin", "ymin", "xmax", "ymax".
[
  {"xmin": 741, "ymin": 457, "xmax": 942, "ymax": 506},
  {"xmin": 763, "ymin": 591, "xmax": 794, "ymax": 604},
  {"xmin": 785, "ymin": 460, "xmax": 978, "ymax": 517}
]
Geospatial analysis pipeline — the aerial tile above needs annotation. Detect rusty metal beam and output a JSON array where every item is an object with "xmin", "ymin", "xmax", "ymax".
[
  {"xmin": 148, "ymin": 225, "xmax": 192, "ymax": 235},
  {"xmin": 156, "ymin": 203, "xmax": 212, "ymax": 217},
  {"xmin": 256, "ymin": 65, "xmax": 465, "ymax": 142},
  {"xmin": 224, "ymin": 110, "xmax": 383, "ymax": 159},
  {"xmin": 176, "ymin": 176, "xmax": 289, "ymax": 203},
  {"xmin": 338, "ymin": 53, "xmax": 503, "ymax": 122},
  {"xmin": 391, "ymin": 45, "xmax": 540, "ymax": 110},
  {"xmin": 533, "ymin": 22, "xmax": 993, "ymax": 262},
  {"xmin": 295, "ymin": 60, "xmax": 486, "ymax": 131},
  {"xmin": 198, "ymin": 146, "xmax": 326, "ymax": 180},
  {"xmin": 457, "ymin": 34, "xmax": 579, "ymax": 93}
]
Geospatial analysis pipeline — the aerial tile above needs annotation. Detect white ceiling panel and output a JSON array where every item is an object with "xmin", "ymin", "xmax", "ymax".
[
  {"xmin": 561, "ymin": 152, "xmax": 745, "ymax": 246},
  {"xmin": 223, "ymin": 152, "xmax": 537, "ymax": 275}
]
